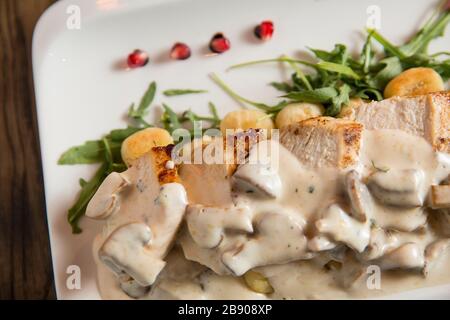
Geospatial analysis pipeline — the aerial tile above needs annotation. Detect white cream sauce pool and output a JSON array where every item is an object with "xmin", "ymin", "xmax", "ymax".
[{"xmin": 96, "ymin": 129, "xmax": 450, "ymax": 299}]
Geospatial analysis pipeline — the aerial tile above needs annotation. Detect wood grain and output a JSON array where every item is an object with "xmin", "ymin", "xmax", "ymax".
[{"xmin": 0, "ymin": 0, "xmax": 56, "ymax": 299}]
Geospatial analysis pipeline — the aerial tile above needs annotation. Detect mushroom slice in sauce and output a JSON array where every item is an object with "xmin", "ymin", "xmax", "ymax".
[
  {"xmin": 345, "ymin": 170, "xmax": 373, "ymax": 222},
  {"xmin": 99, "ymin": 222, "xmax": 166, "ymax": 287},
  {"xmin": 222, "ymin": 213, "xmax": 308, "ymax": 276},
  {"xmin": 360, "ymin": 227, "xmax": 400, "ymax": 261},
  {"xmin": 368, "ymin": 169, "xmax": 425, "ymax": 207},
  {"xmin": 423, "ymin": 239, "xmax": 450, "ymax": 277},
  {"xmin": 378, "ymin": 243, "xmax": 424, "ymax": 270},
  {"xmin": 428, "ymin": 185, "xmax": 450, "ymax": 209},
  {"xmin": 307, "ymin": 235, "xmax": 337, "ymax": 252},
  {"xmin": 376, "ymin": 206, "xmax": 427, "ymax": 233},
  {"xmin": 232, "ymin": 139, "xmax": 283, "ymax": 198},
  {"xmin": 91, "ymin": 150, "xmax": 188, "ymax": 292},
  {"xmin": 315, "ymin": 204, "xmax": 370, "ymax": 253},
  {"xmin": 119, "ymin": 277, "xmax": 151, "ymax": 299},
  {"xmin": 186, "ymin": 205, "xmax": 253, "ymax": 249},
  {"xmin": 233, "ymin": 163, "xmax": 282, "ymax": 198},
  {"xmin": 86, "ymin": 172, "xmax": 130, "ymax": 219}
]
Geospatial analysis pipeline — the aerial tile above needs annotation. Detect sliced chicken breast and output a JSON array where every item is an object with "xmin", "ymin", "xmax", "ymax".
[
  {"xmin": 341, "ymin": 91, "xmax": 449, "ymax": 153},
  {"xmin": 279, "ymin": 116, "xmax": 363, "ymax": 169}
]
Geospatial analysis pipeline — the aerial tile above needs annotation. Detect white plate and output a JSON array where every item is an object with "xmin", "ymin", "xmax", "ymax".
[{"xmin": 33, "ymin": 0, "xmax": 450, "ymax": 299}]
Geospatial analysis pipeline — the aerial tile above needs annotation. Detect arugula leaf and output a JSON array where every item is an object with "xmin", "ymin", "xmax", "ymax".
[
  {"xmin": 210, "ymin": 73, "xmax": 288, "ymax": 112},
  {"xmin": 107, "ymin": 127, "xmax": 143, "ymax": 142},
  {"xmin": 68, "ymin": 163, "xmax": 109, "ymax": 234},
  {"xmin": 270, "ymin": 81, "xmax": 294, "ymax": 92},
  {"xmin": 285, "ymin": 56, "xmax": 313, "ymax": 90},
  {"xmin": 400, "ymin": 6, "xmax": 450, "ymax": 56},
  {"xmin": 368, "ymin": 56, "xmax": 403, "ymax": 89},
  {"xmin": 327, "ymin": 83, "xmax": 351, "ymax": 116},
  {"xmin": 58, "ymin": 140, "xmax": 104, "ymax": 165},
  {"xmin": 228, "ymin": 57, "xmax": 316, "ymax": 71},
  {"xmin": 58, "ymin": 139, "xmax": 123, "ymax": 165},
  {"xmin": 79, "ymin": 178, "xmax": 87, "ymax": 187},
  {"xmin": 309, "ymin": 44, "xmax": 349, "ymax": 64},
  {"xmin": 369, "ymin": 29, "xmax": 406, "ymax": 58},
  {"xmin": 360, "ymin": 32, "xmax": 374, "ymax": 73},
  {"xmin": 208, "ymin": 102, "xmax": 221, "ymax": 127},
  {"xmin": 370, "ymin": 4, "xmax": 449, "ymax": 59},
  {"xmin": 355, "ymin": 88, "xmax": 383, "ymax": 101},
  {"xmin": 316, "ymin": 61, "xmax": 361, "ymax": 79},
  {"xmin": 163, "ymin": 89, "xmax": 208, "ymax": 96},
  {"xmin": 161, "ymin": 102, "xmax": 222, "ymax": 139},
  {"xmin": 161, "ymin": 103, "xmax": 182, "ymax": 134},
  {"xmin": 128, "ymin": 82, "xmax": 156, "ymax": 125},
  {"xmin": 283, "ymin": 87, "xmax": 338, "ymax": 103}
]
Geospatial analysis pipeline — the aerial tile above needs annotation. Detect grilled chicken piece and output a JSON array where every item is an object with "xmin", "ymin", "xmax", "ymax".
[
  {"xmin": 280, "ymin": 117, "xmax": 363, "ymax": 169},
  {"xmin": 179, "ymin": 129, "xmax": 264, "ymax": 206},
  {"xmin": 341, "ymin": 92, "xmax": 449, "ymax": 153},
  {"xmin": 89, "ymin": 145, "xmax": 188, "ymax": 295}
]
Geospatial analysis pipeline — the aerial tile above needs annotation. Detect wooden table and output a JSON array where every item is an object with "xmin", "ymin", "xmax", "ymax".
[{"xmin": 0, "ymin": 0, "xmax": 56, "ymax": 299}]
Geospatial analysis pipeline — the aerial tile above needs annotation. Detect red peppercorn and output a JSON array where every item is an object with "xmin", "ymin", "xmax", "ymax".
[
  {"xmin": 127, "ymin": 49, "xmax": 149, "ymax": 68},
  {"xmin": 254, "ymin": 20, "xmax": 274, "ymax": 41},
  {"xmin": 170, "ymin": 42, "xmax": 191, "ymax": 60},
  {"xmin": 209, "ymin": 33, "xmax": 231, "ymax": 54}
]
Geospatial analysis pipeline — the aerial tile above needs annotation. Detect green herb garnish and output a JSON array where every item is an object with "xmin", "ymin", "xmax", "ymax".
[
  {"xmin": 226, "ymin": 2, "xmax": 449, "ymax": 116},
  {"xmin": 210, "ymin": 73, "xmax": 288, "ymax": 113},
  {"xmin": 128, "ymin": 82, "xmax": 156, "ymax": 127},
  {"xmin": 161, "ymin": 102, "xmax": 221, "ymax": 139},
  {"xmin": 61, "ymin": 83, "xmax": 158, "ymax": 233},
  {"xmin": 61, "ymin": 83, "xmax": 221, "ymax": 233},
  {"xmin": 163, "ymin": 89, "xmax": 208, "ymax": 96}
]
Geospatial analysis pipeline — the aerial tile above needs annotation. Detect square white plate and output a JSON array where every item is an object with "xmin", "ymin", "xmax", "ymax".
[{"xmin": 33, "ymin": 0, "xmax": 450, "ymax": 299}]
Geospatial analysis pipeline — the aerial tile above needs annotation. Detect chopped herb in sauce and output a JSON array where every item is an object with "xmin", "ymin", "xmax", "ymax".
[{"xmin": 371, "ymin": 160, "xmax": 390, "ymax": 173}]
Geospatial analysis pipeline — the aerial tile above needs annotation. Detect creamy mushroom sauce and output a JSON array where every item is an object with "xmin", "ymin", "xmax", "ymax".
[{"xmin": 95, "ymin": 129, "xmax": 450, "ymax": 299}]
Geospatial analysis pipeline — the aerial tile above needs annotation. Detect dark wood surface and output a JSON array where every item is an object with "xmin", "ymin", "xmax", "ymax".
[{"xmin": 0, "ymin": 0, "xmax": 56, "ymax": 299}]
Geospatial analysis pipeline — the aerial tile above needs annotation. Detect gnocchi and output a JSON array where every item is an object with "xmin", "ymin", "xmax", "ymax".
[
  {"xmin": 243, "ymin": 270, "xmax": 274, "ymax": 294},
  {"xmin": 275, "ymin": 102, "xmax": 324, "ymax": 128},
  {"xmin": 121, "ymin": 127, "xmax": 173, "ymax": 166},
  {"xmin": 384, "ymin": 67, "xmax": 444, "ymax": 98},
  {"xmin": 220, "ymin": 109, "xmax": 274, "ymax": 136}
]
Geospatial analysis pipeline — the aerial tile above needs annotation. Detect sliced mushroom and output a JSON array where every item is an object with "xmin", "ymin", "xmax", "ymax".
[
  {"xmin": 423, "ymin": 239, "xmax": 450, "ymax": 277},
  {"xmin": 315, "ymin": 204, "xmax": 370, "ymax": 253},
  {"xmin": 428, "ymin": 185, "xmax": 450, "ymax": 209},
  {"xmin": 232, "ymin": 140, "xmax": 282, "ymax": 198},
  {"xmin": 368, "ymin": 169, "xmax": 425, "ymax": 207},
  {"xmin": 376, "ymin": 206, "xmax": 427, "ymax": 232},
  {"xmin": 186, "ymin": 205, "xmax": 253, "ymax": 249},
  {"xmin": 345, "ymin": 170, "xmax": 373, "ymax": 222},
  {"xmin": 99, "ymin": 222, "xmax": 166, "ymax": 287},
  {"xmin": 91, "ymin": 151, "xmax": 188, "ymax": 294},
  {"xmin": 86, "ymin": 172, "xmax": 130, "ymax": 219},
  {"xmin": 222, "ymin": 213, "xmax": 308, "ymax": 276},
  {"xmin": 119, "ymin": 276, "xmax": 150, "ymax": 299},
  {"xmin": 378, "ymin": 243, "xmax": 424, "ymax": 270},
  {"xmin": 233, "ymin": 163, "xmax": 282, "ymax": 198},
  {"xmin": 149, "ymin": 183, "xmax": 189, "ymax": 255},
  {"xmin": 360, "ymin": 227, "xmax": 400, "ymax": 261},
  {"xmin": 307, "ymin": 235, "xmax": 337, "ymax": 252}
]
